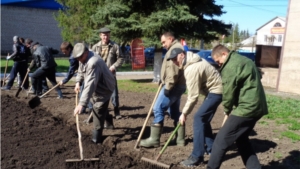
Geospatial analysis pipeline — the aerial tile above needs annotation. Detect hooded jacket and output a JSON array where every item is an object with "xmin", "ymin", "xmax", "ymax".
[{"xmin": 182, "ymin": 52, "xmax": 223, "ymax": 115}]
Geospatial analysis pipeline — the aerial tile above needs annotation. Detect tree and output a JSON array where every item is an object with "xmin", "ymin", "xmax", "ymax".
[{"xmin": 55, "ymin": 0, "xmax": 231, "ymax": 47}]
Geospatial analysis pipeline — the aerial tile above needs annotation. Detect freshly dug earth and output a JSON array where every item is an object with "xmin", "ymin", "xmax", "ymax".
[{"xmin": 1, "ymin": 85, "xmax": 300, "ymax": 169}]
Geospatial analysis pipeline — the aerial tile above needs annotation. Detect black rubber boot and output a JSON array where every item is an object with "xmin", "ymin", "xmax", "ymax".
[
  {"xmin": 140, "ymin": 123, "xmax": 162, "ymax": 148},
  {"xmin": 104, "ymin": 114, "xmax": 114, "ymax": 129},
  {"xmin": 92, "ymin": 129, "xmax": 102, "ymax": 144},
  {"xmin": 114, "ymin": 107, "xmax": 122, "ymax": 119}
]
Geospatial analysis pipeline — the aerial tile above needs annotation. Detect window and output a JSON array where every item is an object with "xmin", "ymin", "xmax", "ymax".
[
  {"xmin": 264, "ymin": 35, "xmax": 267, "ymax": 42},
  {"xmin": 274, "ymin": 22, "xmax": 282, "ymax": 27},
  {"xmin": 278, "ymin": 35, "xmax": 282, "ymax": 42}
]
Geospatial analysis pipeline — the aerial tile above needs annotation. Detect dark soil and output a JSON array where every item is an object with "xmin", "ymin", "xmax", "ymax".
[{"xmin": 1, "ymin": 84, "xmax": 300, "ymax": 169}]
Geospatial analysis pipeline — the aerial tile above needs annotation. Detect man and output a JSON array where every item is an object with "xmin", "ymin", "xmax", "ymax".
[
  {"xmin": 92, "ymin": 27, "xmax": 124, "ymax": 127},
  {"xmin": 207, "ymin": 44, "xmax": 268, "ymax": 169},
  {"xmin": 139, "ymin": 32, "xmax": 186, "ymax": 148},
  {"xmin": 25, "ymin": 39, "xmax": 49, "ymax": 94},
  {"xmin": 28, "ymin": 42, "xmax": 63, "ymax": 98},
  {"xmin": 58, "ymin": 42, "xmax": 79, "ymax": 85},
  {"xmin": 167, "ymin": 48, "xmax": 223, "ymax": 166},
  {"xmin": 73, "ymin": 43, "xmax": 115, "ymax": 143},
  {"xmin": 2, "ymin": 36, "xmax": 28, "ymax": 90}
]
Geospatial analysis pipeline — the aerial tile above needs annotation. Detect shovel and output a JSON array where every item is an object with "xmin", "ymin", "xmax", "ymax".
[
  {"xmin": 15, "ymin": 70, "xmax": 30, "ymax": 97},
  {"xmin": 2, "ymin": 58, "xmax": 9, "ymax": 86},
  {"xmin": 28, "ymin": 83, "xmax": 60, "ymax": 108}
]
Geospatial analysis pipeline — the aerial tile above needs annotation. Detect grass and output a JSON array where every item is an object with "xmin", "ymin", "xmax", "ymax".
[
  {"xmin": 264, "ymin": 95, "xmax": 300, "ymax": 141},
  {"xmin": 1, "ymin": 58, "xmax": 153, "ymax": 73}
]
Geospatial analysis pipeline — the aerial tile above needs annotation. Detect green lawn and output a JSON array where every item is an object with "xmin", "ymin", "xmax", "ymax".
[{"xmin": 1, "ymin": 58, "xmax": 153, "ymax": 73}]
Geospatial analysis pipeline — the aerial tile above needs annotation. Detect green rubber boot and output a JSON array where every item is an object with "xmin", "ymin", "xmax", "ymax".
[
  {"xmin": 139, "ymin": 123, "xmax": 162, "ymax": 148},
  {"xmin": 176, "ymin": 123, "xmax": 185, "ymax": 146}
]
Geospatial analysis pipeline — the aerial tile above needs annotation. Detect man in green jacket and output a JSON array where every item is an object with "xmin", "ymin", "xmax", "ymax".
[{"xmin": 207, "ymin": 44, "xmax": 268, "ymax": 169}]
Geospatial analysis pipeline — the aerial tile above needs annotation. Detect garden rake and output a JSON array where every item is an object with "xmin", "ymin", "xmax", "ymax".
[
  {"xmin": 141, "ymin": 123, "xmax": 181, "ymax": 169},
  {"xmin": 65, "ymin": 92, "xmax": 99, "ymax": 168}
]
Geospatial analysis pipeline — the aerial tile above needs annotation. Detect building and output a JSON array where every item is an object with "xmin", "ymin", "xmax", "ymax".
[
  {"xmin": 1, "ymin": 0, "xmax": 63, "ymax": 54},
  {"xmin": 255, "ymin": 16, "xmax": 286, "ymax": 68},
  {"xmin": 239, "ymin": 35, "xmax": 256, "ymax": 52}
]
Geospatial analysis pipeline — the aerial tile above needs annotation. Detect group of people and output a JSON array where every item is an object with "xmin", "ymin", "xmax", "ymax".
[
  {"xmin": 2, "ymin": 28, "xmax": 268, "ymax": 169},
  {"xmin": 138, "ymin": 32, "xmax": 268, "ymax": 169}
]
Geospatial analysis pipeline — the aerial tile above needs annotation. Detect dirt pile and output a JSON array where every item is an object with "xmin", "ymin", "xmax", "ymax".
[{"xmin": 1, "ymin": 94, "xmax": 146, "ymax": 169}]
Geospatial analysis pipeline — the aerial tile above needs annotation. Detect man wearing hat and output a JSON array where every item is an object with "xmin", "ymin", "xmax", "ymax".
[
  {"xmin": 2, "ymin": 36, "xmax": 28, "ymax": 90},
  {"xmin": 73, "ymin": 43, "xmax": 116, "ymax": 144},
  {"xmin": 28, "ymin": 42, "xmax": 63, "ymax": 98},
  {"xmin": 92, "ymin": 27, "xmax": 124, "ymax": 128},
  {"xmin": 167, "ymin": 48, "xmax": 223, "ymax": 167}
]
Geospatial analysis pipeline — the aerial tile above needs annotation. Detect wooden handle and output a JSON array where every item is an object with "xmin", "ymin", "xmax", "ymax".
[
  {"xmin": 134, "ymin": 83, "xmax": 163, "ymax": 149},
  {"xmin": 39, "ymin": 83, "xmax": 60, "ymax": 98},
  {"xmin": 75, "ymin": 92, "xmax": 84, "ymax": 160},
  {"xmin": 20, "ymin": 70, "xmax": 30, "ymax": 88},
  {"xmin": 222, "ymin": 115, "xmax": 228, "ymax": 127}
]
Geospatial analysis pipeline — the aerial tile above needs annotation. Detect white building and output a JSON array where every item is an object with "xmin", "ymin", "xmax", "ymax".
[{"xmin": 255, "ymin": 16, "xmax": 286, "ymax": 68}]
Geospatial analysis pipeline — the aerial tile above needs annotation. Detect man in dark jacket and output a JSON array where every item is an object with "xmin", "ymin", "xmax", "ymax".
[
  {"xmin": 28, "ymin": 42, "xmax": 63, "ymax": 98},
  {"xmin": 207, "ymin": 44, "xmax": 268, "ymax": 169},
  {"xmin": 2, "ymin": 36, "xmax": 28, "ymax": 90}
]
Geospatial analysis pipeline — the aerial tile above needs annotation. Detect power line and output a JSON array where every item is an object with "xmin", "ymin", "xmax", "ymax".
[{"xmin": 227, "ymin": 0, "xmax": 286, "ymax": 15}]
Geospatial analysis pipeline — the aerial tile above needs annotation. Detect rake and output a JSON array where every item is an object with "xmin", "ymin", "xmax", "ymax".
[
  {"xmin": 141, "ymin": 123, "xmax": 181, "ymax": 169},
  {"xmin": 65, "ymin": 92, "xmax": 100, "ymax": 168}
]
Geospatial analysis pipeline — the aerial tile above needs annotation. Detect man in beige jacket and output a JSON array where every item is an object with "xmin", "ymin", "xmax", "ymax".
[
  {"xmin": 168, "ymin": 48, "xmax": 223, "ymax": 167},
  {"xmin": 73, "ymin": 43, "xmax": 116, "ymax": 144},
  {"xmin": 140, "ymin": 32, "xmax": 186, "ymax": 148},
  {"xmin": 92, "ymin": 27, "xmax": 124, "ymax": 128}
]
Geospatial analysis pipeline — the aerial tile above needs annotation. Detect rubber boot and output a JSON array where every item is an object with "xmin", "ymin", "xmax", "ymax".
[
  {"xmin": 104, "ymin": 114, "xmax": 114, "ymax": 129},
  {"xmin": 140, "ymin": 123, "xmax": 162, "ymax": 148},
  {"xmin": 176, "ymin": 123, "xmax": 185, "ymax": 146},
  {"xmin": 114, "ymin": 107, "xmax": 122, "ymax": 119},
  {"xmin": 92, "ymin": 129, "xmax": 103, "ymax": 144}
]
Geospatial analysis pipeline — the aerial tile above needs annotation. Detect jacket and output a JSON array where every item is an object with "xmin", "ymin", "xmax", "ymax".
[
  {"xmin": 76, "ymin": 51, "xmax": 116, "ymax": 107},
  {"xmin": 220, "ymin": 51, "xmax": 268, "ymax": 117},
  {"xmin": 160, "ymin": 40, "xmax": 186, "ymax": 90},
  {"xmin": 91, "ymin": 40, "xmax": 124, "ymax": 72},
  {"xmin": 31, "ymin": 45, "xmax": 57, "ymax": 69},
  {"xmin": 62, "ymin": 53, "xmax": 79, "ymax": 84},
  {"xmin": 182, "ymin": 52, "xmax": 223, "ymax": 115},
  {"xmin": 9, "ymin": 42, "xmax": 27, "ymax": 62}
]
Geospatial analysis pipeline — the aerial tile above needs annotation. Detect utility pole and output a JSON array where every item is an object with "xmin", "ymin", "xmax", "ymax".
[{"xmin": 232, "ymin": 25, "xmax": 235, "ymax": 50}]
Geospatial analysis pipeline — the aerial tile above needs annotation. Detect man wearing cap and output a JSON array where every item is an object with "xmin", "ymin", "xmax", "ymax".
[
  {"xmin": 92, "ymin": 27, "xmax": 124, "ymax": 128},
  {"xmin": 139, "ymin": 32, "xmax": 186, "ymax": 148},
  {"xmin": 206, "ymin": 44, "xmax": 268, "ymax": 169},
  {"xmin": 2, "ymin": 36, "xmax": 28, "ymax": 90},
  {"xmin": 28, "ymin": 42, "xmax": 63, "ymax": 98},
  {"xmin": 73, "ymin": 43, "xmax": 116, "ymax": 144},
  {"xmin": 168, "ymin": 48, "xmax": 223, "ymax": 167}
]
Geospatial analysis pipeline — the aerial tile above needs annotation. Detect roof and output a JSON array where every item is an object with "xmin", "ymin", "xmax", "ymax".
[
  {"xmin": 1, "ymin": 0, "xmax": 63, "ymax": 10},
  {"xmin": 256, "ymin": 16, "xmax": 286, "ymax": 31}
]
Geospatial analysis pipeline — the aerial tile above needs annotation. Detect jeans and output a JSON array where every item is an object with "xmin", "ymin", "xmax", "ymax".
[
  {"xmin": 207, "ymin": 115, "xmax": 262, "ymax": 169},
  {"xmin": 31, "ymin": 67, "xmax": 62, "ymax": 97},
  {"xmin": 33, "ymin": 76, "xmax": 49, "ymax": 93},
  {"xmin": 153, "ymin": 85, "xmax": 186, "ymax": 124},
  {"xmin": 110, "ymin": 77, "xmax": 119, "ymax": 108},
  {"xmin": 6, "ymin": 61, "xmax": 28, "ymax": 89},
  {"xmin": 191, "ymin": 93, "xmax": 222, "ymax": 159}
]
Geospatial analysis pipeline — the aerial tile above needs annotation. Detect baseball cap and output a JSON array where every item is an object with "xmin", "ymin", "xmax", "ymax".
[
  {"xmin": 167, "ymin": 48, "xmax": 185, "ymax": 61},
  {"xmin": 99, "ymin": 27, "xmax": 110, "ymax": 33},
  {"xmin": 72, "ymin": 43, "xmax": 86, "ymax": 58}
]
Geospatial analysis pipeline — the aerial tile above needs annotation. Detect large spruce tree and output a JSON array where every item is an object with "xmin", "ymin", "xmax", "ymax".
[{"xmin": 55, "ymin": 0, "xmax": 231, "ymax": 47}]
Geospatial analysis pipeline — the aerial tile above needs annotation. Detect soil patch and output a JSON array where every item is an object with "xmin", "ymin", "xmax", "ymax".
[{"xmin": 1, "ymin": 85, "xmax": 300, "ymax": 169}]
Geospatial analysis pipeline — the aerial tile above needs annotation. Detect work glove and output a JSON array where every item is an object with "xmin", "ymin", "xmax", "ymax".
[
  {"xmin": 164, "ymin": 89, "xmax": 170, "ymax": 97},
  {"xmin": 6, "ymin": 56, "xmax": 11, "ymax": 60}
]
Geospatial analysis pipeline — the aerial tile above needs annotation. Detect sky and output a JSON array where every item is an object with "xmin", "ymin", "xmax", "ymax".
[{"xmin": 212, "ymin": 0, "xmax": 289, "ymax": 35}]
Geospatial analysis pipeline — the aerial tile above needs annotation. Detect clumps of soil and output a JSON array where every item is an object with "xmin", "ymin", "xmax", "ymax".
[{"xmin": 1, "ymin": 95, "xmax": 147, "ymax": 169}]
